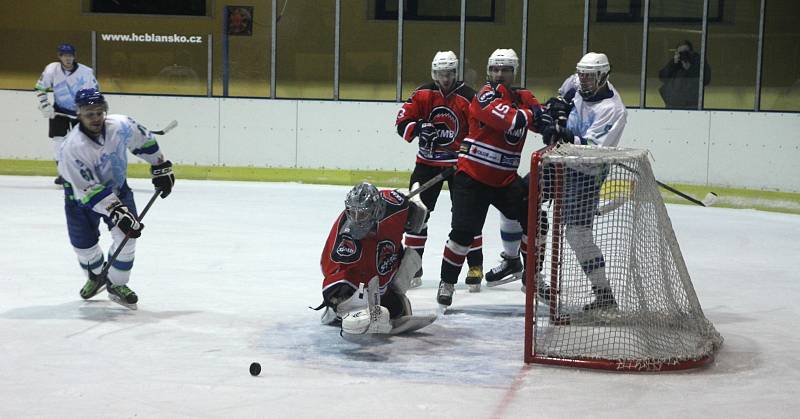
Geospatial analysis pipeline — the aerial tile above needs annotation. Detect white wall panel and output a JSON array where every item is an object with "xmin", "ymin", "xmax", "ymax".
[
  {"xmin": 219, "ymin": 98, "xmax": 297, "ymax": 167},
  {"xmin": 1, "ymin": 90, "xmax": 53, "ymax": 160},
  {"xmin": 109, "ymin": 95, "xmax": 220, "ymax": 165},
  {"xmin": 622, "ymin": 109, "xmax": 711, "ymax": 184},
  {"xmin": 2, "ymin": 90, "xmax": 798, "ymax": 191},
  {"xmin": 295, "ymin": 101, "xmax": 417, "ymax": 170},
  {"xmin": 708, "ymin": 112, "xmax": 800, "ymax": 191}
]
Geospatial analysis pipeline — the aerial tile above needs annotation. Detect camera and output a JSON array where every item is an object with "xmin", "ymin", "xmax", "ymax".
[{"xmin": 678, "ymin": 50, "xmax": 691, "ymax": 62}]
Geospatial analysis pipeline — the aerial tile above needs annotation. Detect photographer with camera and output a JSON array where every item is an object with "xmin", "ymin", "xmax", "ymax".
[{"xmin": 658, "ymin": 40, "xmax": 711, "ymax": 109}]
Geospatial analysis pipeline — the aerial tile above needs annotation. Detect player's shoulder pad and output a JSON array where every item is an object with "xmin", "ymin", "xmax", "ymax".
[
  {"xmin": 476, "ymin": 82, "xmax": 501, "ymax": 108},
  {"xmin": 331, "ymin": 217, "xmax": 363, "ymax": 264},
  {"xmin": 411, "ymin": 82, "xmax": 437, "ymax": 98},
  {"xmin": 380, "ymin": 189, "xmax": 408, "ymax": 217},
  {"xmin": 455, "ymin": 83, "xmax": 476, "ymax": 101}
]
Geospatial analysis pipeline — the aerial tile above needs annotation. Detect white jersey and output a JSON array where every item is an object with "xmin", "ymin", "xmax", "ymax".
[
  {"xmin": 564, "ymin": 83, "xmax": 627, "ymax": 148},
  {"xmin": 58, "ymin": 114, "xmax": 164, "ymax": 216},
  {"xmin": 35, "ymin": 62, "xmax": 99, "ymax": 114}
]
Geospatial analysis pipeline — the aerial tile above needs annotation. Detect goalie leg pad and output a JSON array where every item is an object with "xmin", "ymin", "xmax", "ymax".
[
  {"xmin": 391, "ymin": 249, "xmax": 422, "ymax": 294},
  {"xmin": 342, "ymin": 305, "xmax": 392, "ymax": 335}
]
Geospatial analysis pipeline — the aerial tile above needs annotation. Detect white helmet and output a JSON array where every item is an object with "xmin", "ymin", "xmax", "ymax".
[
  {"xmin": 575, "ymin": 52, "xmax": 610, "ymax": 98},
  {"xmin": 486, "ymin": 48, "xmax": 519, "ymax": 78},
  {"xmin": 431, "ymin": 51, "xmax": 458, "ymax": 79}
]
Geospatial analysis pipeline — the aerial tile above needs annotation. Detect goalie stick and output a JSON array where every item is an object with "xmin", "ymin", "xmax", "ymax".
[{"xmin": 54, "ymin": 112, "xmax": 178, "ymax": 135}]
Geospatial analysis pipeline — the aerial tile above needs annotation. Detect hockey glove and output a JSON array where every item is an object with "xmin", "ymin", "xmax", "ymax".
[
  {"xmin": 110, "ymin": 203, "xmax": 143, "ymax": 238},
  {"xmin": 544, "ymin": 96, "xmax": 572, "ymax": 122},
  {"xmin": 417, "ymin": 122, "xmax": 439, "ymax": 149},
  {"xmin": 538, "ymin": 114, "xmax": 558, "ymax": 145},
  {"xmin": 151, "ymin": 160, "xmax": 174, "ymax": 198},
  {"xmin": 36, "ymin": 92, "xmax": 54, "ymax": 119}
]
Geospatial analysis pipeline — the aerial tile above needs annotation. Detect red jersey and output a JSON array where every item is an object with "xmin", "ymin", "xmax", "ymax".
[
  {"xmin": 458, "ymin": 82, "xmax": 542, "ymax": 187},
  {"xmin": 395, "ymin": 81, "xmax": 475, "ymax": 167},
  {"xmin": 321, "ymin": 189, "xmax": 410, "ymax": 296}
]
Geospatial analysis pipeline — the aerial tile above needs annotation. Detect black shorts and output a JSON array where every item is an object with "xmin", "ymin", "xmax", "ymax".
[
  {"xmin": 49, "ymin": 114, "xmax": 78, "ymax": 138},
  {"xmin": 449, "ymin": 170, "xmax": 528, "ymax": 244}
]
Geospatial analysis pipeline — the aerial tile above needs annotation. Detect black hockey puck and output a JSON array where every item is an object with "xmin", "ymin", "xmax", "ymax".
[{"xmin": 249, "ymin": 362, "xmax": 261, "ymax": 376}]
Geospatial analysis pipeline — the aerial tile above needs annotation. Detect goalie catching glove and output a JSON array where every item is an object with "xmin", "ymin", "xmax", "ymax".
[
  {"xmin": 109, "ymin": 202, "xmax": 143, "ymax": 238},
  {"xmin": 151, "ymin": 160, "xmax": 174, "ymax": 198}
]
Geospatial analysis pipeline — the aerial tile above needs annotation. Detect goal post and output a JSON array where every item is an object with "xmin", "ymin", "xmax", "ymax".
[{"xmin": 524, "ymin": 145, "xmax": 723, "ymax": 371}]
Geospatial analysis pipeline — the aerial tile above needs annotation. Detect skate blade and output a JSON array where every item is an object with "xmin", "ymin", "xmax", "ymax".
[
  {"xmin": 468, "ymin": 284, "xmax": 481, "ymax": 293},
  {"xmin": 80, "ymin": 284, "xmax": 107, "ymax": 300},
  {"xmin": 485, "ymin": 274, "xmax": 522, "ymax": 287},
  {"xmin": 108, "ymin": 294, "xmax": 138, "ymax": 310},
  {"xmin": 437, "ymin": 304, "xmax": 449, "ymax": 315}
]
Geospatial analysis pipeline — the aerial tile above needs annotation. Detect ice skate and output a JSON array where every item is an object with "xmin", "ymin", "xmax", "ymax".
[
  {"xmin": 521, "ymin": 272, "xmax": 554, "ymax": 303},
  {"xmin": 79, "ymin": 269, "xmax": 107, "ymax": 300},
  {"xmin": 107, "ymin": 282, "xmax": 138, "ymax": 310},
  {"xmin": 436, "ymin": 280, "xmax": 455, "ymax": 308},
  {"xmin": 465, "ymin": 265, "xmax": 483, "ymax": 293},
  {"xmin": 583, "ymin": 286, "xmax": 617, "ymax": 311},
  {"xmin": 485, "ymin": 252, "xmax": 524, "ymax": 287}
]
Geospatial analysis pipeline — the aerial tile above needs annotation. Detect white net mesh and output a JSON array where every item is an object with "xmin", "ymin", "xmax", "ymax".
[{"xmin": 528, "ymin": 145, "xmax": 723, "ymax": 371}]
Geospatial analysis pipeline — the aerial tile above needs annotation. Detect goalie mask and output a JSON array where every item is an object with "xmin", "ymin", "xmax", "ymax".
[
  {"xmin": 431, "ymin": 51, "xmax": 458, "ymax": 92},
  {"xmin": 486, "ymin": 48, "xmax": 518, "ymax": 85},
  {"xmin": 576, "ymin": 52, "xmax": 611, "ymax": 99},
  {"xmin": 343, "ymin": 182, "xmax": 385, "ymax": 240}
]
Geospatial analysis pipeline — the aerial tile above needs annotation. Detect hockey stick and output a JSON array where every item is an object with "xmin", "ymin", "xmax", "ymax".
[
  {"xmin": 98, "ymin": 188, "xmax": 162, "ymax": 279},
  {"xmin": 150, "ymin": 120, "xmax": 178, "ymax": 135},
  {"xmin": 406, "ymin": 165, "xmax": 456, "ymax": 199},
  {"xmin": 616, "ymin": 163, "xmax": 718, "ymax": 207},
  {"xmin": 54, "ymin": 112, "xmax": 178, "ymax": 136}
]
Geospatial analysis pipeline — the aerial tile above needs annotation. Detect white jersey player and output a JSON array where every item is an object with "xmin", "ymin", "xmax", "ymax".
[
  {"xmin": 35, "ymin": 43, "xmax": 99, "ymax": 185},
  {"xmin": 59, "ymin": 88, "xmax": 175, "ymax": 309},
  {"xmin": 486, "ymin": 53, "xmax": 627, "ymax": 311}
]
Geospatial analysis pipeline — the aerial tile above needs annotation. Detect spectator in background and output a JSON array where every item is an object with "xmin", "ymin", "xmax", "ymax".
[{"xmin": 658, "ymin": 40, "xmax": 711, "ymax": 109}]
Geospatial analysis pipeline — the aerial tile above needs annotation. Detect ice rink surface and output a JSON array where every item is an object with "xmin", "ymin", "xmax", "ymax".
[{"xmin": 1, "ymin": 175, "xmax": 799, "ymax": 419}]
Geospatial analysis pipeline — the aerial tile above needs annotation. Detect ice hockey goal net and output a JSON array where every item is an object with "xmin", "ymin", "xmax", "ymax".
[{"xmin": 524, "ymin": 145, "xmax": 723, "ymax": 371}]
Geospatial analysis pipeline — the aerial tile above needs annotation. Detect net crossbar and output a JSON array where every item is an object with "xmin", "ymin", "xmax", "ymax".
[{"xmin": 524, "ymin": 145, "xmax": 723, "ymax": 371}]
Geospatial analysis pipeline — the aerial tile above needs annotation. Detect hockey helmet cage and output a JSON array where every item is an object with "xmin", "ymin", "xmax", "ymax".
[
  {"xmin": 343, "ymin": 182, "xmax": 385, "ymax": 239},
  {"xmin": 575, "ymin": 52, "xmax": 611, "ymax": 99}
]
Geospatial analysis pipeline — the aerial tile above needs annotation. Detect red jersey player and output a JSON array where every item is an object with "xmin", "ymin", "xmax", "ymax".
[
  {"xmin": 437, "ymin": 48, "xmax": 551, "ymax": 308},
  {"xmin": 319, "ymin": 182, "xmax": 427, "ymax": 334},
  {"xmin": 395, "ymin": 51, "xmax": 484, "ymax": 292}
]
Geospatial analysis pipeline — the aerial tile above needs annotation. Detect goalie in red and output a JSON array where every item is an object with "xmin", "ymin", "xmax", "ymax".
[{"xmin": 319, "ymin": 182, "xmax": 433, "ymax": 335}]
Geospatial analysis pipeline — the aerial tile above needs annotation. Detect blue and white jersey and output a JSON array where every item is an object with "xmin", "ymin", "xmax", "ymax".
[
  {"xmin": 35, "ymin": 62, "xmax": 99, "ymax": 114},
  {"xmin": 58, "ymin": 115, "xmax": 164, "ymax": 216},
  {"xmin": 564, "ymin": 83, "xmax": 626, "ymax": 148}
]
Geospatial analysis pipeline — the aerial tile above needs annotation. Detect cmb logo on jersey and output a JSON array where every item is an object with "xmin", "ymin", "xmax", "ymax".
[
  {"xmin": 375, "ymin": 240, "xmax": 399, "ymax": 276},
  {"xmin": 428, "ymin": 106, "xmax": 458, "ymax": 146},
  {"xmin": 333, "ymin": 234, "xmax": 361, "ymax": 263}
]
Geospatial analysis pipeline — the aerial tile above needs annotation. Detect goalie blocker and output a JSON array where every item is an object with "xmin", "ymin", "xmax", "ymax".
[{"xmin": 318, "ymin": 182, "xmax": 436, "ymax": 335}]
